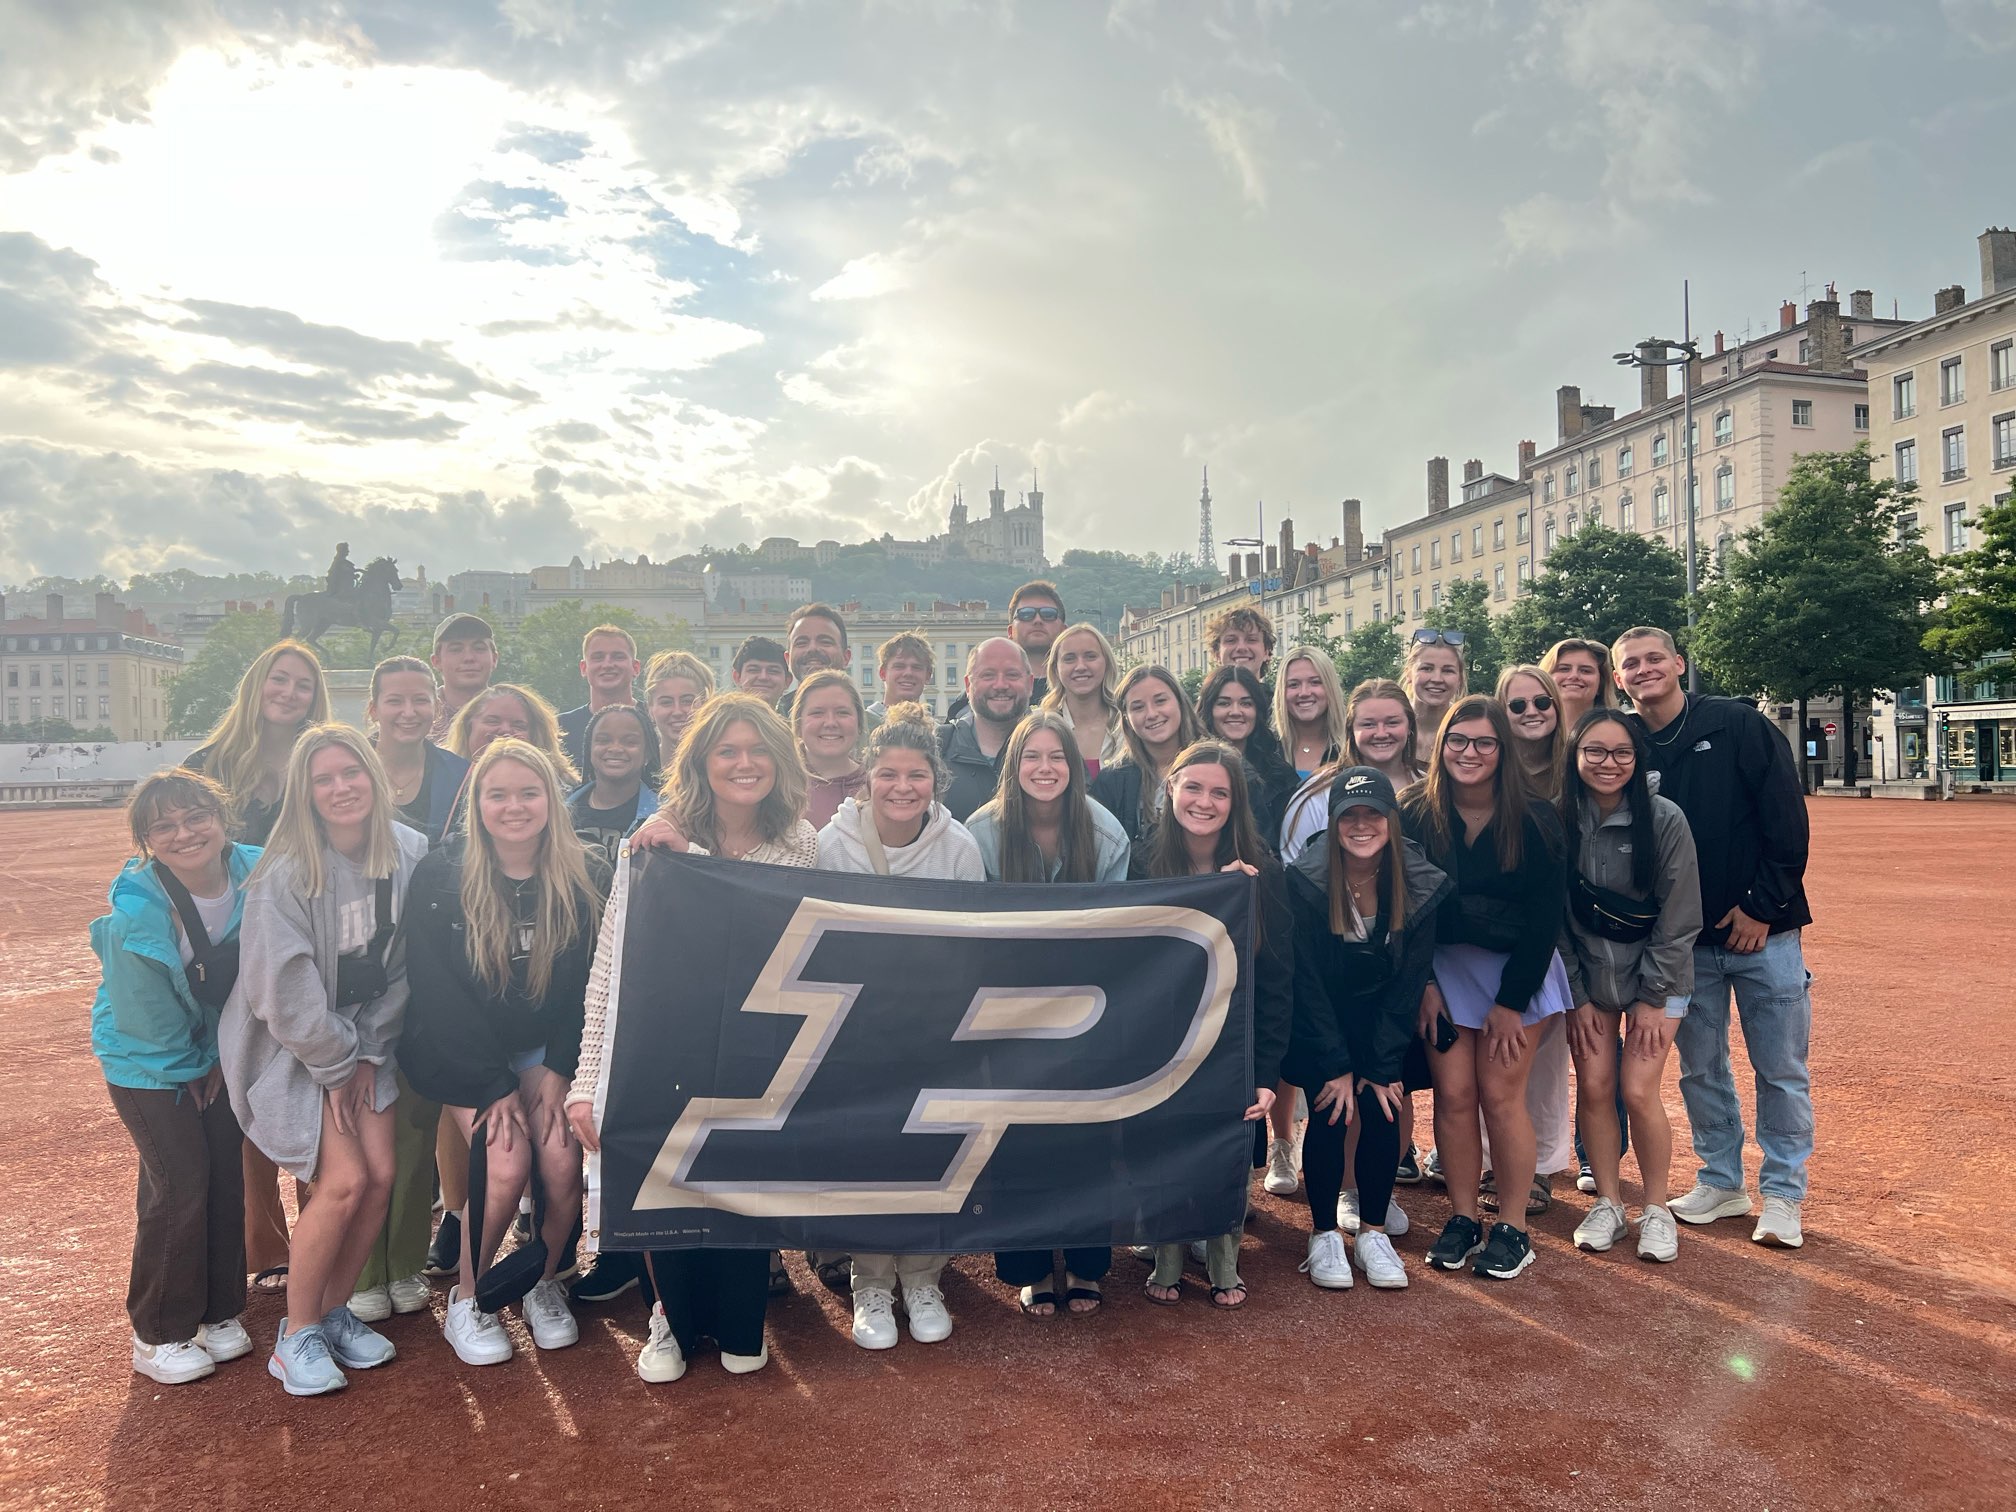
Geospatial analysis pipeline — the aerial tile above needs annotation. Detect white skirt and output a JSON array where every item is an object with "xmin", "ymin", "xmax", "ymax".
[{"xmin": 1433, "ymin": 943, "xmax": 1573, "ymax": 1030}]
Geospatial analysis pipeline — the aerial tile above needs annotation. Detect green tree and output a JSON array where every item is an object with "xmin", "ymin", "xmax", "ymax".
[
  {"xmin": 1501, "ymin": 525, "xmax": 1689, "ymax": 668},
  {"xmin": 1, "ymin": 719, "xmax": 117, "ymax": 743},
  {"xmin": 1436, "ymin": 579, "xmax": 1504, "ymax": 689},
  {"xmin": 1692, "ymin": 447, "xmax": 1940, "ymax": 786},
  {"xmin": 1290, "ymin": 610, "xmax": 1347, "ymax": 664},
  {"xmin": 1334, "ymin": 618, "xmax": 1401, "ymax": 689},
  {"xmin": 494, "ymin": 602, "xmax": 692, "ymax": 711},
  {"xmin": 1924, "ymin": 494, "xmax": 2016, "ymax": 668},
  {"xmin": 1179, "ymin": 666, "xmax": 1206, "ymax": 706},
  {"xmin": 168, "ymin": 608, "xmax": 284, "ymax": 737}
]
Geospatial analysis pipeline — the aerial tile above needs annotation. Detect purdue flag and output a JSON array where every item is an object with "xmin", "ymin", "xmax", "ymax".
[{"xmin": 586, "ymin": 851, "xmax": 1255, "ymax": 1254}]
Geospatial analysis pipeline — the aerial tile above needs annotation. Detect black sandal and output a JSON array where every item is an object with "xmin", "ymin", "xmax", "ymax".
[
  {"xmin": 1143, "ymin": 1279, "xmax": 1182, "ymax": 1306},
  {"xmin": 1018, "ymin": 1285, "xmax": 1059, "ymax": 1316},
  {"xmin": 768, "ymin": 1252, "xmax": 792, "ymax": 1296},
  {"xmin": 1209, "ymin": 1283, "xmax": 1248, "ymax": 1310},
  {"xmin": 252, "ymin": 1265, "xmax": 288, "ymax": 1294},
  {"xmin": 813, "ymin": 1255, "xmax": 853, "ymax": 1292},
  {"xmin": 1063, "ymin": 1279, "xmax": 1103, "ymax": 1315}
]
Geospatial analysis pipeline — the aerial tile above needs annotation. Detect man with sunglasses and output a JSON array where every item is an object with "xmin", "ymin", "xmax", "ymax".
[{"xmin": 946, "ymin": 581, "xmax": 1064, "ymax": 720}]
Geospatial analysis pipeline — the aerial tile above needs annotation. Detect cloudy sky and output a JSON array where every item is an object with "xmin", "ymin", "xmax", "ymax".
[{"xmin": 2, "ymin": 0, "xmax": 2012, "ymax": 585}]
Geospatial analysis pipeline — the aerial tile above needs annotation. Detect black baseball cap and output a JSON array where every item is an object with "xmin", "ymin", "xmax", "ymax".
[
  {"xmin": 1328, "ymin": 765, "xmax": 1399, "ymax": 821},
  {"xmin": 432, "ymin": 612, "xmax": 494, "ymax": 649}
]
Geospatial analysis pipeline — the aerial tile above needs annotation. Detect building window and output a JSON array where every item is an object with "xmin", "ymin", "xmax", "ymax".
[
  {"xmin": 1940, "ymin": 356, "xmax": 1964, "ymax": 406},
  {"xmin": 1430, "ymin": 583, "xmax": 1443, "ymax": 608},
  {"xmin": 1994, "ymin": 413, "xmax": 2015, "ymax": 469},
  {"xmin": 1516, "ymin": 557, "xmax": 1532, "ymax": 589},
  {"xmin": 1945, "ymin": 504, "xmax": 1967, "ymax": 553},
  {"xmin": 1617, "ymin": 444, "xmax": 1633, "ymax": 477},
  {"xmin": 1412, "ymin": 587, "xmax": 1422, "ymax": 616},
  {"xmin": 1587, "ymin": 456, "xmax": 1602, "ymax": 489},
  {"xmin": 1688, "ymin": 477, "xmax": 1701, "ymax": 517},
  {"xmin": 1896, "ymin": 438, "xmax": 1919, "ymax": 484},
  {"xmin": 1651, "ymin": 434, "xmax": 1669, "ymax": 467},
  {"xmin": 96, "ymin": 662, "xmax": 109, "ymax": 685},
  {"xmin": 1429, "ymin": 539, "xmax": 1441, "ymax": 568},
  {"xmin": 1716, "ymin": 466, "xmax": 1735, "ymax": 510},
  {"xmin": 1565, "ymin": 510, "xmax": 1578, "ymax": 536},
  {"xmin": 1993, "ymin": 340, "xmax": 2014, "ymax": 392},
  {"xmin": 1854, "ymin": 403, "xmax": 1870, "ymax": 431},
  {"xmin": 99, "ymin": 695, "xmax": 110, "ymax": 719},
  {"xmin": 1897, "ymin": 510, "xmax": 1920, "ymax": 542},
  {"xmin": 1895, "ymin": 371, "xmax": 1916, "ymax": 418},
  {"xmin": 1687, "ymin": 420, "xmax": 1699, "ymax": 455},
  {"xmin": 1516, "ymin": 511, "xmax": 1530, "ymax": 543},
  {"xmin": 1715, "ymin": 532, "xmax": 1733, "ymax": 570},
  {"xmin": 1411, "ymin": 545, "xmax": 1422, "ymax": 571},
  {"xmin": 50, "ymin": 666, "xmax": 64, "ymax": 688},
  {"xmin": 1943, "ymin": 427, "xmax": 1966, "ymax": 481},
  {"xmin": 4, "ymin": 698, "xmax": 15, "ymax": 721},
  {"xmin": 1713, "ymin": 411, "xmax": 1732, "ymax": 446},
  {"xmin": 1542, "ymin": 474, "xmax": 1556, "ymax": 503},
  {"xmin": 1619, "ymin": 492, "xmax": 1635, "ymax": 529},
  {"xmin": 1493, "ymin": 565, "xmax": 1506, "ymax": 599},
  {"xmin": 29, "ymin": 667, "xmax": 41, "ymax": 688},
  {"xmin": 1653, "ymin": 487, "xmax": 1671, "ymax": 527},
  {"xmin": 1492, "ymin": 519, "xmax": 1505, "ymax": 549},
  {"xmin": 74, "ymin": 696, "xmax": 87, "ymax": 720},
  {"xmin": 1792, "ymin": 399, "xmax": 1814, "ymax": 427},
  {"xmin": 1564, "ymin": 465, "xmax": 1579, "ymax": 497},
  {"xmin": 1543, "ymin": 517, "xmax": 1558, "ymax": 551},
  {"xmin": 1798, "ymin": 338, "xmax": 1811, "ymax": 364},
  {"xmin": 1471, "ymin": 524, "xmax": 1483, "ymax": 553},
  {"xmin": 1587, "ymin": 502, "xmax": 1603, "ymax": 528},
  {"xmin": 3, "ymin": 669, "xmax": 13, "ymax": 687}
]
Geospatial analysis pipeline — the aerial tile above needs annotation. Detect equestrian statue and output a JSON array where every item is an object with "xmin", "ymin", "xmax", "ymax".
[{"xmin": 282, "ymin": 545, "xmax": 403, "ymax": 657}]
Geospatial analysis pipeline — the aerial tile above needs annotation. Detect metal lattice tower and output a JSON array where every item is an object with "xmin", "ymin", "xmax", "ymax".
[{"xmin": 1197, "ymin": 466, "xmax": 1214, "ymax": 572}]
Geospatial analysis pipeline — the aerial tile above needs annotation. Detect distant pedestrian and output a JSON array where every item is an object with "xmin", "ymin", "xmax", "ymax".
[
  {"xmin": 558, "ymin": 625, "xmax": 644, "ymax": 773},
  {"xmin": 1402, "ymin": 629, "xmax": 1468, "ymax": 769}
]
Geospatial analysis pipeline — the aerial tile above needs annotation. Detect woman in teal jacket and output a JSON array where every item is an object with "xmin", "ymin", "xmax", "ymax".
[{"xmin": 90, "ymin": 767, "xmax": 262, "ymax": 1387}]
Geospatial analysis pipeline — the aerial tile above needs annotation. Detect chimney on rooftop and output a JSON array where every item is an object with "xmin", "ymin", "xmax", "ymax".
[
  {"xmin": 95, "ymin": 592, "xmax": 119, "ymax": 627},
  {"xmin": 1637, "ymin": 341, "xmax": 1669, "ymax": 408},
  {"xmin": 1806, "ymin": 297, "xmax": 1847, "ymax": 374},
  {"xmin": 1556, "ymin": 386, "xmax": 1585, "ymax": 442},
  {"xmin": 1779, "ymin": 301, "xmax": 1797, "ymax": 330},
  {"xmin": 1462, "ymin": 458, "xmax": 1483, "ymax": 484},
  {"xmin": 1982, "ymin": 228, "xmax": 2016, "ymax": 298},
  {"xmin": 1850, "ymin": 289, "xmax": 1874, "ymax": 319},
  {"xmin": 1265, "ymin": 544, "xmax": 1278, "ymax": 576},
  {"xmin": 1343, "ymin": 499, "xmax": 1364, "ymax": 565},
  {"xmin": 46, "ymin": 592, "xmax": 65, "ymax": 623},
  {"xmin": 1228, "ymin": 552, "xmax": 1243, "ymax": 582},
  {"xmin": 1517, "ymin": 439, "xmax": 1536, "ymax": 474},
  {"xmin": 1428, "ymin": 456, "xmax": 1450, "ymax": 514},
  {"xmin": 1934, "ymin": 284, "xmax": 1967, "ymax": 314},
  {"xmin": 1245, "ymin": 552, "xmax": 1261, "ymax": 580},
  {"xmin": 1278, "ymin": 517, "xmax": 1297, "ymax": 581},
  {"xmin": 1713, "ymin": 331, "xmax": 1725, "ymax": 355}
]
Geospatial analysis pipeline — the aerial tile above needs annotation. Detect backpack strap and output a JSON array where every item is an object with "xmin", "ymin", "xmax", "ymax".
[
  {"xmin": 854, "ymin": 794, "xmax": 892, "ymax": 876},
  {"xmin": 152, "ymin": 861, "xmax": 215, "ymax": 956},
  {"xmin": 364, "ymin": 876, "xmax": 395, "ymax": 964}
]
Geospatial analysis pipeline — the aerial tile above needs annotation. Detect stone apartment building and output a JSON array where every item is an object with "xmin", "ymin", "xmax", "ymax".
[
  {"xmin": 1858, "ymin": 227, "xmax": 2016, "ymax": 783},
  {"xmin": 0, "ymin": 593, "xmax": 183, "ymax": 740}
]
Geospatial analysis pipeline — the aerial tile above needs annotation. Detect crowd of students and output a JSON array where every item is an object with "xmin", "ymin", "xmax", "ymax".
[{"xmin": 89, "ymin": 584, "xmax": 1815, "ymax": 1395}]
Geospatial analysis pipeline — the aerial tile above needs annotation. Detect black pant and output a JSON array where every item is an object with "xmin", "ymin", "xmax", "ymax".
[
  {"xmin": 1302, "ymin": 1084, "xmax": 1400, "ymax": 1232},
  {"xmin": 107, "ymin": 1083, "xmax": 247, "ymax": 1344},
  {"xmin": 994, "ymin": 1248, "xmax": 1111, "ymax": 1289},
  {"xmin": 646, "ymin": 1249, "xmax": 769, "ymax": 1356}
]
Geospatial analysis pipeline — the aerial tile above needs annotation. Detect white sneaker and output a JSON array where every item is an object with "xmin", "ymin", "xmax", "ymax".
[
  {"xmin": 1383, "ymin": 1198, "xmax": 1409, "ymax": 1237},
  {"xmin": 1337, "ymin": 1188, "xmax": 1361, "ymax": 1235},
  {"xmin": 1299, "ymin": 1229, "xmax": 1353, "ymax": 1290},
  {"xmin": 1752, "ymin": 1195, "xmax": 1804, "ymax": 1249},
  {"xmin": 1263, "ymin": 1138, "xmax": 1300, "ymax": 1195},
  {"xmin": 1638, "ymin": 1205, "xmax": 1680, "ymax": 1262},
  {"xmin": 636, "ymin": 1302, "xmax": 686, "ymax": 1383},
  {"xmin": 902, "ymin": 1283, "xmax": 953, "ymax": 1344},
  {"xmin": 851, "ymin": 1286, "xmax": 899, "ymax": 1350},
  {"xmin": 442, "ymin": 1285, "xmax": 512, "ymax": 1366},
  {"xmin": 1353, "ymin": 1230, "xmax": 1409, "ymax": 1289},
  {"xmin": 720, "ymin": 1341, "xmax": 769, "ymax": 1375},
  {"xmin": 388, "ymin": 1274, "xmax": 432, "ymax": 1314},
  {"xmin": 196, "ymin": 1318, "xmax": 252, "ymax": 1362},
  {"xmin": 522, "ymin": 1278, "xmax": 579, "ymax": 1350},
  {"xmin": 133, "ymin": 1334, "xmax": 216, "ymax": 1385},
  {"xmin": 1670, "ymin": 1183, "xmax": 1753, "ymax": 1226},
  {"xmin": 1575, "ymin": 1198, "xmax": 1630, "ymax": 1253},
  {"xmin": 347, "ymin": 1285, "xmax": 392, "ymax": 1323}
]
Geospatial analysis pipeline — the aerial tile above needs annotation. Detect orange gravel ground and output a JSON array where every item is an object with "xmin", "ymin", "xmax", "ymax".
[{"xmin": 0, "ymin": 803, "xmax": 2010, "ymax": 1510}]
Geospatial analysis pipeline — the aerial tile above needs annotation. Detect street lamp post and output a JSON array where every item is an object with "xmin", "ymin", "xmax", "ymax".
[{"xmin": 1616, "ymin": 307, "xmax": 1703, "ymax": 693}]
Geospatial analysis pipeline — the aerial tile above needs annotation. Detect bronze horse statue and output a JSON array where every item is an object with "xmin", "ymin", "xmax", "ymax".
[{"xmin": 282, "ymin": 556, "xmax": 403, "ymax": 657}]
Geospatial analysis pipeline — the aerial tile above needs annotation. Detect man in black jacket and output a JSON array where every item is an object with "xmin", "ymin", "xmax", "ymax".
[
  {"xmin": 937, "ymin": 638, "xmax": 1032, "ymax": 821},
  {"xmin": 1615, "ymin": 627, "xmax": 1812, "ymax": 1250}
]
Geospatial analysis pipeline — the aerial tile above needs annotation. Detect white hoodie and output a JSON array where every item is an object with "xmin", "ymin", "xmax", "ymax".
[{"xmin": 816, "ymin": 796, "xmax": 988, "ymax": 881}]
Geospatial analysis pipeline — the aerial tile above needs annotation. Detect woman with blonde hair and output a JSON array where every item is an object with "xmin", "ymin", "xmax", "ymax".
[
  {"xmin": 1272, "ymin": 649, "xmax": 1348, "ymax": 781},
  {"xmin": 792, "ymin": 668, "xmax": 869, "ymax": 830},
  {"xmin": 401, "ymin": 740, "xmax": 611, "ymax": 1366},
  {"xmin": 1279, "ymin": 678, "xmax": 1421, "ymax": 866},
  {"xmin": 1496, "ymin": 663, "xmax": 1568, "ymax": 805},
  {"xmin": 445, "ymin": 684, "xmax": 578, "ymax": 786},
  {"xmin": 1089, "ymin": 665, "xmax": 1203, "ymax": 842},
  {"xmin": 642, "ymin": 650, "xmax": 715, "ymax": 757},
  {"xmin": 1040, "ymin": 623, "xmax": 1124, "ymax": 778},
  {"xmin": 1402, "ymin": 630, "xmax": 1469, "ymax": 768},
  {"xmin": 574, "ymin": 694, "xmax": 817, "ymax": 1382},
  {"xmin": 1541, "ymin": 637, "xmax": 1618, "ymax": 729},
  {"xmin": 218, "ymin": 725, "xmax": 427, "ymax": 1394},
  {"xmin": 366, "ymin": 656, "xmax": 468, "ymax": 849}
]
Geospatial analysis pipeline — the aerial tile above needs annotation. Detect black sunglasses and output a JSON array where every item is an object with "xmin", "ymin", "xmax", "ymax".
[
  {"xmin": 1411, "ymin": 628, "xmax": 1465, "ymax": 647},
  {"xmin": 1013, "ymin": 605, "xmax": 1062, "ymax": 622},
  {"xmin": 1506, "ymin": 695, "xmax": 1553, "ymax": 715}
]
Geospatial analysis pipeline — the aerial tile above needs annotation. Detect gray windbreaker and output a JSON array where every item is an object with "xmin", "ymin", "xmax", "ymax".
[{"xmin": 1558, "ymin": 790, "xmax": 1702, "ymax": 1016}]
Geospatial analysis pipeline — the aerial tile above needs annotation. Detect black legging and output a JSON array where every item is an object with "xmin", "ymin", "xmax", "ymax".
[{"xmin": 1301, "ymin": 1082, "xmax": 1401, "ymax": 1232}]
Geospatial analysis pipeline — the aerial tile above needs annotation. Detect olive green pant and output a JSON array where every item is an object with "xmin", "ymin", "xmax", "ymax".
[{"xmin": 355, "ymin": 1071, "xmax": 441, "ymax": 1291}]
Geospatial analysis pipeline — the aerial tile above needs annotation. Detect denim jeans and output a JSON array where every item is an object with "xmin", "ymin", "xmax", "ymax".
[{"xmin": 1675, "ymin": 929, "xmax": 1814, "ymax": 1201}]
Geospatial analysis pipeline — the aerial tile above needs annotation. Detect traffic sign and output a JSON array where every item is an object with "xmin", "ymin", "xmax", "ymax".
[{"xmin": 1823, "ymin": 721, "xmax": 1838, "ymax": 735}]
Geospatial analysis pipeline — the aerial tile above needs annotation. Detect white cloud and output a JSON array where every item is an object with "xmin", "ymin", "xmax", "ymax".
[
  {"xmin": 810, "ymin": 251, "xmax": 911, "ymax": 301},
  {"xmin": 1167, "ymin": 86, "xmax": 1274, "ymax": 209}
]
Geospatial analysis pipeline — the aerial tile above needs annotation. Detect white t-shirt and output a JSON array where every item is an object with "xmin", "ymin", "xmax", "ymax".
[{"xmin": 177, "ymin": 884, "xmax": 237, "ymax": 966}]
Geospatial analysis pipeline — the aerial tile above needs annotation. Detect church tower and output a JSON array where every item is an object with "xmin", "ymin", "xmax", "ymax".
[
  {"xmin": 988, "ymin": 466, "xmax": 1006, "ymax": 518},
  {"xmin": 1026, "ymin": 469, "xmax": 1043, "ymax": 514},
  {"xmin": 949, "ymin": 485, "xmax": 968, "ymax": 532}
]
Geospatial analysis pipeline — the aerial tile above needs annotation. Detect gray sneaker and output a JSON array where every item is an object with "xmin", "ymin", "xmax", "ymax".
[
  {"xmin": 320, "ymin": 1305, "xmax": 397, "ymax": 1370},
  {"xmin": 1669, "ymin": 1182, "xmax": 1753, "ymax": 1226},
  {"xmin": 268, "ymin": 1321, "xmax": 348, "ymax": 1396}
]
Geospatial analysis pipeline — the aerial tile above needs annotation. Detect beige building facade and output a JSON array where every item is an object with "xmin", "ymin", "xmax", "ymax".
[{"xmin": 0, "ymin": 593, "xmax": 183, "ymax": 741}]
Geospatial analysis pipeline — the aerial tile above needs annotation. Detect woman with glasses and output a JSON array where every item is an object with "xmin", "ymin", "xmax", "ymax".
[
  {"xmin": 1402, "ymin": 695, "xmax": 1570, "ymax": 1282},
  {"xmin": 643, "ymin": 651, "xmax": 715, "ymax": 756},
  {"xmin": 1090, "ymin": 666, "xmax": 1203, "ymax": 843},
  {"xmin": 1402, "ymin": 630, "xmax": 1469, "ymax": 769},
  {"xmin": 1496, "ymin": 663, "xmax": 1567, "ymax": 804},
  {"xmin": 1040, "ymin": 623, "xmax": 1125, "ymax": 778},
  {"xmin": 92, "ymin": 769, "xmax": 261, "ymax": 1385},
  {"xmin": 1560, "ymin": 711, "xmax": 1702, "ymax": 1263},
  {"xmin": 1272, "ymin": 650, "xmax": 1348, "ymax": 781},
  {"xmin": 1197, "ymin": 664, "xmax": 1297, "ymax": 841},
  {"xmin": 1541, "ymin": 638, "xmax": 1617, "ymax": 729}
]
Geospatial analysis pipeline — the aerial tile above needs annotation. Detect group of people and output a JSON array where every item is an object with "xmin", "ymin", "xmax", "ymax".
[{"xmin": 90, "ymin": 583, "xmax": 1816, "ymax": 1397}]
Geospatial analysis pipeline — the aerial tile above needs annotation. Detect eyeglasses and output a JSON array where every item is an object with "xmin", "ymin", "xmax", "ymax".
[
  {"xmin": 1578, "ymin": 745, "xmax": 1637, "ymax": 767},
  {"xmin": 144, "ymin": 809, "xmax": 221, "ymax": 847},
  {"xmin": 1443, "ymin": 733, "xmax": 1500, "ymax": 755},
  {"xmin": 1411, "ymin": 628, "xmax": 1466, "ymax": 647},
  {"xmin": 1013, "ymin": 605, "xmax": 1062, "ymax": 623},
  {"xmin": 1506, "ymin": 695, "xmax": 1554, "ymax": 715}
]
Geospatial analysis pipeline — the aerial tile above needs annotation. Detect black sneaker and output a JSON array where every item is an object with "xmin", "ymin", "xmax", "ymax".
[
  {"xmin": 1395, "ymin": 1145, "xmax": 1424, "ymax": 1186},
  {"xmin": 1427, "ymin": 1214, "xmax": 1486, "ymax": 1271},
  {"xmin": 569, "ymin": 1249, "xmax": 644, "ymax": 1304},
  {"xmin": 512, "ymin": 1206, "xmax": 533, "ymax": 1243},
  {"xmin": 1473, "ymin": 1221, "xmax": 1536, "ymax": 1280},
  {"xmin": 423, "ymin": 1210, "xmax": 461, "ymax": 1278}
]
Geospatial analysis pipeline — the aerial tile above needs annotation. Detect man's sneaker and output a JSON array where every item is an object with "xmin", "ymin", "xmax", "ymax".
[
  {"xmin": 903, "ymin": 1284, "xmax": 953, "ymax": 1344},
  {"xmin": 196, "ymin": 1318, "xmax": 252, "ymax": 1363},
  {"xmin": 636, "ymin": 1302, "xmax": 686, "ymax": 1383},
  {"xmin": 1298, "ymin": 1229, "xmax": 1353, "ymax": 1289},
  {"xmin": 1752, "ymin": 1195, "xmax": 1804, "ymax": 1249},
  {"xmin": 268, "ymin": 1321, "xmax": 347, "ymax": 1396},
  {"xmin": 319, "ymin": 1305, "xmax": 396, "ymax": 1370},
  {"xmin": 1263, "ymin": 1137, "xmax": 1300, "ymax": 1196},
  {"xmin": 1574, "ymin": 1198, "xmax": 1630, "ymax": 1253},
  {"xmin": 424, "ymin": 1210, "xmax": 462, "ymax": 1277},
  {"xmin": 133, "ymin": 1334, "xmax": 216, "ymax": 1385},
  {"xmin": 1354, "ymin": 1230, "xmax": 1409, "ymax": 1289},
  {"xmin": 1427, "ymin": 1214, "xmax": 1487, "ymax": 1272},
  {"xmin": 1638, "ymin": 1205, "xmax": 1680, "ymax": 1262},
  {"xmin": 347, "ymin": 1285, "xmax": 393, "ymax": 1323},
  {"xmin": 1576, "ymin": 1161, "xmax": 1597, "ymax": 1195},
  {"xmin": 523, "ymin": 1278, "xmax": 579, "ymax": 1350},
  {"xmin": 1421, "ymin": 1147, "xmax": 1445, "ymax": 1185},
  {"xmin": 1337, "ymin": 1187, "xmax": 1361, "ymax": 1235},
  {"xmin": 387, "ymin": 1275, "xmax": 432, "ymax": 1314},
  {"xmin": 1670, "ymin": 1183, "xmax": 1753, "ymax": 1226},
  {"xmin": 442, "ymin": 1285, "xmax": 512, "ymax": 1366},
  {"xmin": 1473, "ymin": 1222, "xmax": 1536, "ymax": 1280},
  {"xmin": 1383, "ymin": 1198, "xmax": 1410, "ymax": 1237},
  {"xmin": 851, "ymin": 1286, "xmax": 899, "ymax": 1350},
  {"xmin": 571, "ymin": 1250, "xmax": 645, "ymax": 1304},
  {"xmin": 1395, "ymin": 1145, "xmax": 1424, "ymax": 1185},
  {"xmin": 720, "ymin": 1341, "xmax": 769, "ymax": 1375}
]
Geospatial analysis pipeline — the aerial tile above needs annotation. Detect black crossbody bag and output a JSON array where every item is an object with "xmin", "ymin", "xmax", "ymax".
[
  {"xmin": 1570, "ymin": 870, "xmax": 1661, "ymax": 944},
  {"xmin": 153, "ymin": 863, "xmax": 240, "ymax": 1009},
  {"xmin": 334, "ymin": 878, "xmax": 397, "ymax": 1007}
]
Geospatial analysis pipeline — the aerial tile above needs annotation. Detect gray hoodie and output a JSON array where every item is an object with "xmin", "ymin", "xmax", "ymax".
[
  {"xmin": 219, "ymin": 824, "xmax": 427, "ymax": 1179},
  {"xmin": 816, "ymin": 796, "xmax": 988, "ymax": 881},
  {"xmin": 1558, "ymin": 791, "xmax": 1702, "ymax": 1016}
]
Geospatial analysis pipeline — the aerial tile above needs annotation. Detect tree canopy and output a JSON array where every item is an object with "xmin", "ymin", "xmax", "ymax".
[
  {"xmin": 1924, "ymin": 492, "xmax": 2016, "ymax": 670},
  {"xmin": 168, "ymin": 609, "xmax": 287, "ymax": 738},
  {"xmin": 1333, "ymin": 618, "xmax": 1401, "ymax": 689},
  {"xmin": 1493, "ymin": 525, "xmax": 1688, "ymax": 668},
  {"xmin": 495, "ymin": 601, "xmax": 693, "ymax": 712}
]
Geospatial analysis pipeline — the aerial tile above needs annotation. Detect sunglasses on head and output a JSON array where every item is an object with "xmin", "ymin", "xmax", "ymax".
[
  {"xmin": 1506, "ymin": 695, "xmax": 1553, "ymax": 715},
  {"xmin": 1411, "ymin": 628, "xmax": 1465, "ymax": 647},
  {"xmin": 1013, "ymin": 605, "xmax": 1062, "ymax": 623}
]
